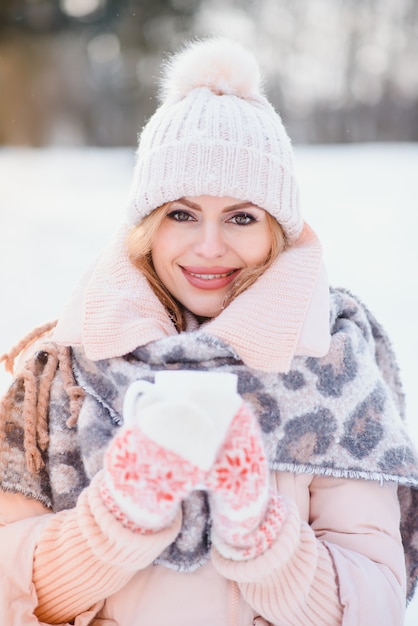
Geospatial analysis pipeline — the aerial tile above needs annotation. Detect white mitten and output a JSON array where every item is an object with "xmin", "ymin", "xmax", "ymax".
[{"xmin": 206, "ymin": 402, "xmax": 287, "ymax": 560}]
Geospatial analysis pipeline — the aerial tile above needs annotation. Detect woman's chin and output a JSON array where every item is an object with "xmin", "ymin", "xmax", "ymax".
[{"xmin": 187, "ymin": 302, "xmax": 225, "ymax": 320}]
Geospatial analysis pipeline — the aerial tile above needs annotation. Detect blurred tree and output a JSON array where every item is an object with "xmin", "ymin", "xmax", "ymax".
[
  {"xmin": 0, "ymin": 0, "xmax": 417, "ymax": 145},
  {"xmin": 0, "ymin": 0, "xmax": 203, "ymax": 144}
]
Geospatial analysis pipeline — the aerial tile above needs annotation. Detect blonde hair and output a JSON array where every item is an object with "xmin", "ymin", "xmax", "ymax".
[{"xmin": 126, "ymin": 203, "xmax": 287, "ymax": 331}]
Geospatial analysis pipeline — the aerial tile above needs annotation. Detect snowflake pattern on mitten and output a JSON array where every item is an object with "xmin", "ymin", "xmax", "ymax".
[
  {"xmin": 207, "ymin": 403, "xmax": 268, "ymax": 510},
  {"xmin": 211, "ymin": 490, "xmax": 287, "ymax": 560},
  {"xmin": 101, "ymin": 426, "xmax": 206, "ymax": 531},
  {"xmin": 207, "ymin": 403, "xmax": 287, "ymax": 559}
]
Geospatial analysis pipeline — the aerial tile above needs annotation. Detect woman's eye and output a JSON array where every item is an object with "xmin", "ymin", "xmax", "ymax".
[
  {"xmin": 230, "ymin": 213, "xmax": 255, "ymax": 226},
  {"xmin": 167, "ymin": 210, "xmax": 194, "ymax": 222}
]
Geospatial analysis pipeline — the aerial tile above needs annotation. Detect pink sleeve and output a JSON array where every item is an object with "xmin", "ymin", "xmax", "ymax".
[
  {"xmin": 212, "ymin": 497, "xmax": 343, "ymax": 625},
  {"xmin": 212, "ymin": 475, "xmax": 406, "ymax": 626},
  {"xmin": 33, "ymin": 471, "xmax": 182, "ymax": 624}
]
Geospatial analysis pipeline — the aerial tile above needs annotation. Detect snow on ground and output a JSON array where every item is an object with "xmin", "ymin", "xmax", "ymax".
[{"xmin": 1, "ymin": 144, "xmax": 418, "ymax": 622}]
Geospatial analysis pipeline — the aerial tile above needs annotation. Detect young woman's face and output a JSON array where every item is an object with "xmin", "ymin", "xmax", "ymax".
[{"xmin": 151, "ymin": 195, "xmax": 273, "ymax": 318}]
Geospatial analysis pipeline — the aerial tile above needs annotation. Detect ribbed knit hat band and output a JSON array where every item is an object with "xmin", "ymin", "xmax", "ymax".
[{"xmin": 127, "ymin": 38, "xmax": 303, "ymax": 242}]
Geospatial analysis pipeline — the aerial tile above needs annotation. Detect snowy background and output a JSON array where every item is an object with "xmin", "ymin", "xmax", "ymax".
[{"xmin": 1, "ymin": 144, "xmax": 417, "ymax": 622}]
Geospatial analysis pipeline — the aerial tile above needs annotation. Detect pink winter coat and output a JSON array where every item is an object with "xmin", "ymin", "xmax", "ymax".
[{"xmin": 0, "ymin": 469, "xmax": 406, "ymax": 626}]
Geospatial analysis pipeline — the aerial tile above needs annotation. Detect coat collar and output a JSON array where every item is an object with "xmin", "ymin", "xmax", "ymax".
[{"xmin": 54, "ymin": 222, "xmax": 330, "ymax": 372}]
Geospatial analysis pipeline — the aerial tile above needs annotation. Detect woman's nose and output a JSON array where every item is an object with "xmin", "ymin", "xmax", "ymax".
[{"xmin": 193, "ymin": 223, "xmax": 227, "ymax": 258}]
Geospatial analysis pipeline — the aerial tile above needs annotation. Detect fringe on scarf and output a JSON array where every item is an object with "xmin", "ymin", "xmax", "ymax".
[{"xmin": 0, "ymin": 321, "xmax": 85, "ymax": 474}]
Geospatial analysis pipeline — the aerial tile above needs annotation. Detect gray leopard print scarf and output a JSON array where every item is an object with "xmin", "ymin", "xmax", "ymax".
[{"xmin": 2, "ymin": 288, "xmax": 418, "ymax": 599}]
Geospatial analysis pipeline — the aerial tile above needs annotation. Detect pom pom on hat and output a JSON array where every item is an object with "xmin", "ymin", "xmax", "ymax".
[
  {"xmin": 127, "ymin": 37, "xmax": 303, "ymax": 242},
  {"xmin": 159, "ymin": 38, "xmax": 263, "ymax": 102}
]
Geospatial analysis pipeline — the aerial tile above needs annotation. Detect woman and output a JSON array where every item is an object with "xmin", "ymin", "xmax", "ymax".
[{"xmin": 1, "ymin": 37, "xmax": 418, "ymax": 626}]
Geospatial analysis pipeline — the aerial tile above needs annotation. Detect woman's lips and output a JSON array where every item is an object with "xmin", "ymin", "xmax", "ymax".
[{"xmin": 180, "ymin": 266, "xmax": 241, "ymax": 290}]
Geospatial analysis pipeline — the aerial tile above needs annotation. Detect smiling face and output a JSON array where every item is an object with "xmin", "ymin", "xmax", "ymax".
[{"xmin": 150, "ymin": 195, "xmax": 273, "ymax": 318}]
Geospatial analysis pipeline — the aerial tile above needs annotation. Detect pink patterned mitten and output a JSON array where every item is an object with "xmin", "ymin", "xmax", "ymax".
[
  {"xmin": 100, "ymin": 395, "xmax": 223, "ymax": 532},
  {"xmin": 206, "ymin": 402, "xmax": 287, "ymax": 560}
]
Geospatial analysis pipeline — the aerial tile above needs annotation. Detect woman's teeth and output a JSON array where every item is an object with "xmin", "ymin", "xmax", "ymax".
[{"xmin": 189, "ymin": 271, "xmax": 235, "ymax": 280}]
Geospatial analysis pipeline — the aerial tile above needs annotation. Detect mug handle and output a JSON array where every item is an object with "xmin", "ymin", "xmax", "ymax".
[{"xmin": 123, "ymin": 380, "xmax": 154, "ymax": 425}]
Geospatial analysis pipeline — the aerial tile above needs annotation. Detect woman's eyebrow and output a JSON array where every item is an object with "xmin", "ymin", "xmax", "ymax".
[
  {"xmin": 173, "ymin": 198, "xmax": 201, "ymax": 210},
  {"xmin": 222, "ymin": 202, "xmax": 260, "ymax": 213}
]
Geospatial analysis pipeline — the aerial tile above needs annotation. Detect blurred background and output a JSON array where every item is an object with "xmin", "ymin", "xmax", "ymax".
[{"xmin": 1, "ymin": 0, "xmax": 418, "ymax": 146}]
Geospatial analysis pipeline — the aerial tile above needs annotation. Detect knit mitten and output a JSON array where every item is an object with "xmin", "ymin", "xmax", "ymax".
[
  {"xmin": 100, "ymin": 384, "xmax": 242, "ymax": 532},
  {"xmin": 206, "ymin": 402, "xmax": 287, "ymax": 560}
]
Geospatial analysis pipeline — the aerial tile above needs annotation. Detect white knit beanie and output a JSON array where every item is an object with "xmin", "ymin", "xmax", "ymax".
[{"xmin": 127, "ymin": 38, "xmax": 303, "ymax": 243}]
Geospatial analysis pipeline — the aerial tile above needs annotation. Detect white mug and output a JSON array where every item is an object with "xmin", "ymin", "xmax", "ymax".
[
  {"xmin": 124, "ymin": 370, "xmax": 238, "ymax": 418},
  {"xmin": 123, "ymin": 370, "xmax": 241, "ymax": 471}
]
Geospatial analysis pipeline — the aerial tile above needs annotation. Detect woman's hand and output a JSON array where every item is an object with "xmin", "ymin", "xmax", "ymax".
[
  {"xmin": 206, "ymin": 402, "xmax": 287, "ymax": 560},
  {"xmin": 101, "ymin": 382, "xmax": 287, "ymax": 551},
  {"xmin": 100, "ymin": 392, "xmax": 219, "ymax": 532}
]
